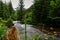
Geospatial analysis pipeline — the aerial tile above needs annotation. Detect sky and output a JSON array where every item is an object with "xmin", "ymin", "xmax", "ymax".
[{"xmin": 2, "ymin": 0, "xmax": 34, "ymax": 9}]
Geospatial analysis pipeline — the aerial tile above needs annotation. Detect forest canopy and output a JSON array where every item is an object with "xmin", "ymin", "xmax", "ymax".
[{"xmin": 0, "ymin": 0, "xmax": 60, "ymax": 27}]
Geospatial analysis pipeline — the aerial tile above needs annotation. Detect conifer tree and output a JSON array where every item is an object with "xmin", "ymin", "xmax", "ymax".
[
  {"xmin": 8, "ymin": 0, "xmax": 14, "ymax": 18},
  {"xmin": 0, "ymin": 0, "xmax": 4, "ymax": 18},
  {"xmin": 3, "ymin": 0, "xmax": 8, "ymax": 19},
  {"xmin": 17, "ymin": 0, "xmax": 24, "ymax": 21},
  {"xmin": 32, "ymin": 0, "xmax": 50, "ymax": 25}
]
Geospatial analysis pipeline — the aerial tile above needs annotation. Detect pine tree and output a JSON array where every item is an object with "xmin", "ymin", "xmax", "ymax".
[
  {"xmin": 3, "ymin": 0, "xmax": 9, "ymax": 19},
  {"xmin": 17, "ymin": 0, "xmax": 24, "ymax": 21},
  {"xmin": 32, "ymin": 0, "xmax": 41, "ymax": 25},
  {"xmin": 32, "ymin": 0, "xmax": 50, "ymax": 25},
  {"xmin": 0, "ymin": 0, "xmax": 4, "ymax": 18},
  {"xmin": 8, "ymin": 0, "xmax": 14, "ymax": 18}
]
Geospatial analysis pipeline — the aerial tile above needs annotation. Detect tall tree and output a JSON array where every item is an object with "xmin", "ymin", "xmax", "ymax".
[
  {"xmin": 0, "ymin": 0, "xmax": 4, "ymax": 18},
  {"xmin": 50, "ymin": 0, "xmax": 60, "ymax": 17},
  {"xmin": 18, "ymin": 0, "xmax": 27, "ymax": 40},
  {"xmin": 17, "ymin": 0, "xmax": 24, "ymax": 21},
  {"xmin": 3, "ymin": 0, "xmax": 9, "ymax": 19},
  {"xmin": 32, "ymin": 0, "xmax": 50, "ymax": 25},
  {"xmin": 8, "ymin": 0, "xmax": 14, "ymax": 18}
]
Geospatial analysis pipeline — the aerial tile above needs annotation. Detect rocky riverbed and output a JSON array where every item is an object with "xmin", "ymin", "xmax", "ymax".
[
  {"xmin": 13, "ymin": 21, "xmax": 60, "ymax": 40},
  {"xmin": 13, "ymin": 21, "xmax": 43, "ymax": 40}
]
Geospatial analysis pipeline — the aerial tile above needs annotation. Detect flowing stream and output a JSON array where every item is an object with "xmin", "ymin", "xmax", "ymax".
[
  {"xmin": 13, "ymin": 21, "xmax": 60, "ymax": 40},
  {"xmin": 13, "ymin": 21, "xmax": 43, "ymax": 40}
]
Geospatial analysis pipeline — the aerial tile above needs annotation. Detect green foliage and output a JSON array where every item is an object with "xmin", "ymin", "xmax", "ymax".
[
  {"xmin": 48, "ymin": 36, "xmax": 54, "ymax": 40},
  {"xmin": 0, "ymin": 25, "xmax": 7, "ymax": 37},
  {"xmin": 46, "ymin": 0, "xmax": 60, "ymax": 27},
  {"xmin": 6, "ymin": 18, "xmax": 13, "ymax": 28},
  {"xmin": 32, "ymin": 0, "xmax": 50, "ymax": 25},
  {"xmin": 0, "ymin": 0, "xmax": 4, "ymax": 18},
  {"xmin": 0, "ymin": 20, "xmax": 8, "ymax": 40},
  {"xmin": 49, "ymin": 0, "xmax": 60, "ymax": 18},
  {"xmin": 0, "ymin": 0, "xmax": 60, "ymax": 40},
  {"xmin": 0, "ymin": 0, "xmax": 14, "ymax": 20},
  {"xmin": 21, "ymin": 0, "xmax": 60, "ymax": 27},
  {"xmin": 8, "ymin": 1, "xmax": 14, "ymax": 16},
  {"xmin": 11, "ymin": 11, "xmax": 18, "ymax": 20},
  {"xmin": 17, "ymin": 0, "xmax": 24, "ymax": 21},
  {"xmin": 22, "ymin": 12, "xmax": 33, "ymax": 24},
  {"xmin": 31, "ymin": 34, "xmax": 55, "ymax": 40}
]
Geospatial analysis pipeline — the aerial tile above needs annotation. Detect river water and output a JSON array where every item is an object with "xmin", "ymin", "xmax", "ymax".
[
  {"xmin": 13, "ymin": 21, "xmax": 60, "ymax": 40},
  {"xmin": 13, "ymin": 21, "xmax": 43, "ymax": 40}
]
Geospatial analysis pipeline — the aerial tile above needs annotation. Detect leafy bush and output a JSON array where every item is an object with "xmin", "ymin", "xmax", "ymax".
[
  {"xmin": 22, "ymin": 12, "xmax": 33, "ymax": 24},
  {"xmin": 31, "ymin": 34, "xmax": 55, "ymax": 40},
  {"xmin": 0, "ymin": 24, "xmax": 8, "ymax": 40}
]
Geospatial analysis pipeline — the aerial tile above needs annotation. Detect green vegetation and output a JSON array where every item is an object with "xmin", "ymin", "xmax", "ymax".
[
  {"xmin": 0, "ymin": 0, "xmax": 60, "ymax": 40},
  {"xmin": 0, "ymin": 25, "xmax": 7, "ymax": 40},
  {"xmin": 0, "ymin": 19, "xmax": 8, "ymax": 40},
  {"xmin": 31, "ymin": 35, "xmax": 55, "ymax": 40}
]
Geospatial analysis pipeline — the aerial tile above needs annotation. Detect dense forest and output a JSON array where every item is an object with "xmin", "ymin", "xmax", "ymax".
[
  {"xmin": 0, "ymin": 0, "xmax": 60, "ymax": 26},
  {"xmin": 0, "ymin": 0, "xmax": 60, "ymax": 40}
]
